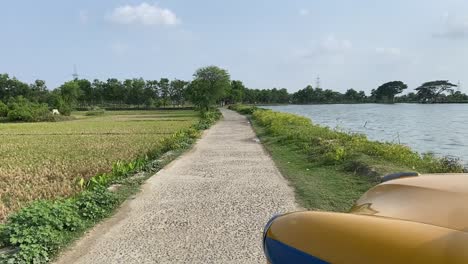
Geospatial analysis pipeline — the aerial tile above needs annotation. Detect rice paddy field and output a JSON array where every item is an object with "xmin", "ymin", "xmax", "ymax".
[{"xmin": 0, "ymin": 110, "xmax": 199, "ymax": 220}]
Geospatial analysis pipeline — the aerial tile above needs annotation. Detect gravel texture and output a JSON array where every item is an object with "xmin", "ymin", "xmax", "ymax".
[{"xmin": 55, "ymin": 109, "xmax": 298, "ymax": 264}]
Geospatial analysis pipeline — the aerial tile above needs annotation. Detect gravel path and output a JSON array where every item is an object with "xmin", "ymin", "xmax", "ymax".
[{"xmin": 55, "ymin": 109, "xmax": 298, "ymax": 264}]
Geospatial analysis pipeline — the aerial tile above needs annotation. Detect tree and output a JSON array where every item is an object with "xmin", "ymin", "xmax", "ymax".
[
  {"xmin": 372, "ymin": 81, "xmax": 407, "ymax": 103},
  {"xmin": 48, "ymin": 91, "xmax": 72, "ymax": 115},
  {"xmin": 447, "ymin": 91, "xmax": 468, "ymax": 102},
  {"xmin": 91, "ymin": 79, "xmax": 106, "ymax": 105},
  {"xmin": 157, "ymin": 78, "xmax": 170, "ymax": 107},
  {"xmin": 127, "ymin": 78, "xmax": 146, "ymax": 106},
  {"xmin": 396, "ymin": 92, "xmax": 418, "ymax": 103},
  {"xmin": 145, "ymin": 80, "xmax": 159, "ymax": 103},
  {"xmin": 29, "ymin": 80, "xmax": 49, "ymax": 103},
  {"xmin": 187, "ymin": 66, "xmax": 231, "ymax": 111},
  {"xmin": 170, "ymin": 79, "xmax": 189, "ymax": 106},
  {"xmin": 344, "ymin": 89, "xmax": 359, "ymax": 102},
  {"xmin": 75, "ymin": 79, "xmax": 93, "ymax": 106},
  {"xmin": 292, "ymin": 85, "xmax": 314, "ymax": 104},
  {"xmin": 415, "ymin": 80, "xmax": 457, "ymax": 103},
  {"xmin": 228, "ymin": 80, "xmax": 245, "ymax": 104},
  {"xmin": 0, "ymin": 74, "xmax": 31, "ymax": 101},
  {"xmin": 243, "ymin": 88, "xmax": 260, "ymax": 104},
  {"xmin": 103, "ymin": 78, "xmax": 125, "ymax": 104},
  {"xmin": 358, "ymin": 91, "xmax": 367, "ymax": 102},
  {"xmin": 343, "ymin": 89, "xmax": 367, "ymax": 103},
  {"xmin": 58, "ymin": 81, "xmax": 82, "ymax": 109},
  {"xmin": 276, "ymin": 88, "xmax": 290, "ymax": 103},
  {"xmin": 323, "ymin": 89, "xmax": 342, "ymax": 103},
  {"xmin": 0, "ymin": 100, "xmax": 7, "ymax": 117}
]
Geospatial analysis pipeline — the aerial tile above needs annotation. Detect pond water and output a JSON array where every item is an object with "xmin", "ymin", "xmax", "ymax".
[{"xmin": 262, "ymin": 104, "xmax": 468, "ymax": 165}]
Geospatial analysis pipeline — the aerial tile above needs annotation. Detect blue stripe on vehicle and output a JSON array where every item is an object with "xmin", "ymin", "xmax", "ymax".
[{"xmin": 265, "ymin": 237, "xmax": 329, "ymax": 264}]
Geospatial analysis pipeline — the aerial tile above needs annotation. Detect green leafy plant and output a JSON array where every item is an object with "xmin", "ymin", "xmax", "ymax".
[
  {"xmin": 0, "ymin": 101, "xmax": 8, "ymax": 117},
  {"xmin": 6, "ymin": 96, "xmax": 52, "ymax": 122},
  {"xmin": 74, "ymin": 187, "xmax": 118, "ymax": 220},
  {"xmin": 0, "ymin": 200, "xmax": 83, "ymax": 263},
  {"xmin": 228, "ymin": 104, "xmax": 258, "ymax": 114}
]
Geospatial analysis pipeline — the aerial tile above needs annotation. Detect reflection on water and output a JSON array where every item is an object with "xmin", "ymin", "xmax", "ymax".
[{"xmin": 263, "ymin": 104, "xmax": 468, "ymax": 165}]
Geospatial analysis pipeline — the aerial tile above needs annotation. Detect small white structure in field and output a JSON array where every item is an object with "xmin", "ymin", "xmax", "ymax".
[{"xmin": 52, "ymin": 109, "xmax": 60, "ymax": 115}]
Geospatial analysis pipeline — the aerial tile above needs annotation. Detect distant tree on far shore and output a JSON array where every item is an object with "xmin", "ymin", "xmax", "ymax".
[
  {"xmin": 415, "ymin": 80, "xmax": 457, "ymax": 103},
  {"xmin": 372, "ymin": 81, "xmax": 407, "ymax": 103},
  {"xmin": 344, "ymin": 88, "xmax": 366, "ymax": 103}
]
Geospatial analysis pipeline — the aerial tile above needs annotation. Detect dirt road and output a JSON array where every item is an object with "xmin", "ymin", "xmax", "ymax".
[{"xmin": 55, "ymin": 109, "xmax": 297, "ymax": 264}]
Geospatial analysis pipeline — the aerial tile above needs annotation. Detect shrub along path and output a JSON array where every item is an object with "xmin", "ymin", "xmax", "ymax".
[{"xmin": 55, "ymin": 109, "xmax": 297, "ymax": 264}]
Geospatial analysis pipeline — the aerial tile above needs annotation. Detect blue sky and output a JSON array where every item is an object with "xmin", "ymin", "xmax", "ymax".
[{"xmin": 1, "ymin": 0, "xmax": 468, "ymax": 93}]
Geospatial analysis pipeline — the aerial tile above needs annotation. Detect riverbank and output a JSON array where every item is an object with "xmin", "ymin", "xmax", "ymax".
[
  {"xmin": 229, "ymin": 105, "xmax": 464, "ymax": 212},
  {"xmin": 263, "ymin": 103, "xmax": 468, "ymax": 166}
]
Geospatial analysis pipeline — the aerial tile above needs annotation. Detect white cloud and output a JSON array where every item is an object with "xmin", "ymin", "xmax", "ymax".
[
  {"xmin": 375, "ymin": 47, "xmax": 401, "ymax": 56},
  {"xmin": 299, "ymin": 8, "xmax": 309, "ymax": 16},
  {"xmin": 108, "ymin": 3, "xmax": 180, "ymax": 26},
  {"xmin": 79, "ymin": 10, "xmax": 89, "ymax": 24},
  {"xmin": 433, "ymin": 13, "xmax": 468, "ymax": 39}
]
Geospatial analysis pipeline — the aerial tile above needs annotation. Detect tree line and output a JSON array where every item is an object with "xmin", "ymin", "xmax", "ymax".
[
  {"xmin": 291, "ymin": 80, "xmax": 468, "ymax": 104},
  {"xmin": 0, "ymin": 67, "xmax": 237, "ymax": 120},
  {"xmin": 0, "ymin": 68, "xmax": 288, "ymax": 117},
  {"xmin": 1, "ymin": 68, "xmax": 467, "ymax": 121}
]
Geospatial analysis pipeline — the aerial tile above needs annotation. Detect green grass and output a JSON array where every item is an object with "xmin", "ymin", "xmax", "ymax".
[
  {"xmin": 229, "ymin": 104, "xmax": 464, "ymax": 212},
  {"xmin": 0, "ymin": 110, "xmax": 199, "ymax": 220},
  {"xmin": 253, "ymin": 122, "xmax": 375, "ymax": 212}
]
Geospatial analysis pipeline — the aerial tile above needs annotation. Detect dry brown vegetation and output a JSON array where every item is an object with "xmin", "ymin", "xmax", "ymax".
[{"xmin": 0, "ymin": 110, "xmax": 199, "ymax": 219}]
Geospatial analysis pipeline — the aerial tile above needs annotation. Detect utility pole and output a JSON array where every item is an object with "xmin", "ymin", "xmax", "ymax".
[
  {"xmin": 315, "ymin": 76, "xmax": 321, "ymax": 89},
  {"xmin": 457, "ymin": 81, "xmax": 462, "ymax": 93},
  {"xmin": 72, "ymin": 64, "xmax": 79, "ymax": 80}
]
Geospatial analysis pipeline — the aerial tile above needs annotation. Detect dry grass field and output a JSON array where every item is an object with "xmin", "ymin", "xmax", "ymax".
[{"xmin": 0, "ymin": 110, "xmax": 199, "ymax": 220}]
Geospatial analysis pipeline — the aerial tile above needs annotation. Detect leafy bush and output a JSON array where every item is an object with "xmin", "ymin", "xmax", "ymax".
[
  {"xmin": 0, "ymin": 101, "xmax": 7, "ymax": 117},
  {"xmin": 57, "ymin": 104, "xmax": 72, "ymax": 116},
  {"xmin": 74, "ymin": 187, "xmax": 118, "ymax": 220},
  {"xmin": 7, "ymin": 97, "xmax": 51, "ymax": 122},
  {"xmin": 228, "ymin": 104, "xmax": 257, "ymax": 114},
  {"xmin": 195, "ymin": 109, "xmax": 222, "ymax": 130},
  {"xmin": 0, "ymin": 200, "xmax": 83, "ymax": 263},
  {"xmin": 48, "ymin": 93, "xmax": 72, "ymax": 116},
  {"xmin": 6, "ymin": 107, "xmax": 33, "ymax": 122},
  {"xmin": 0, "ymin": 191, "xmax": 118, "ymax": 263}
]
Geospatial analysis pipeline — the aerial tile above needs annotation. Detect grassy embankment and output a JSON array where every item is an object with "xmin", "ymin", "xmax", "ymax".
[
  {"xmin": 230, "ymin": 105, "xmax": 464, "ymax": 212},
  {"xmin": 0, "ymin": 109, "xmax": 221, "ymax": 263}
]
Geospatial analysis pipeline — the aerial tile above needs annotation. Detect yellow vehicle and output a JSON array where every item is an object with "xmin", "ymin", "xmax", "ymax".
[{"xmin": 263, "ymin": 173, "xmax": 468, "ymax": 264}]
